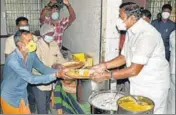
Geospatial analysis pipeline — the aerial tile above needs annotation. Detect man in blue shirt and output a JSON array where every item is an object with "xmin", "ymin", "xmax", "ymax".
[
  {"xmin": 151, "ymin": 4, "xmax": 175, "ymax": 61},
  {"xmin": 0, "ymin": 30, "xmax": 70, "ymax": 114}
]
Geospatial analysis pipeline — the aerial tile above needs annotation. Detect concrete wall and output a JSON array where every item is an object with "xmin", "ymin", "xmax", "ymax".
[
  {"xmin": 101, "ymin": 0, "xmax": 122, "ymax": 61},
  {"xmin": 1, "ymin": 0, "xmax": 7, "ymax": 64},
  {"xmin": 61, "ymin": 0, "xmax": 122, "ymax": 64},
  {"xmin": 60, "ymin": 0, "xmax": 102, "ymax": 64},
  {"xmin": 1, "ymin": 0, "xmax": 7, "ymax": 35}
]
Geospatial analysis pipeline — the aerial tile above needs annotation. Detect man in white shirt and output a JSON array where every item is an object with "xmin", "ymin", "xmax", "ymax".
[
  {"xmin": 168, "ymin": 30, "xmax": 175, "ymax": 114},
  {"xmin": 4, "ymin": 17, "xmax": 38, "ymax": 58},
  {"xmin": 90, "ymin": 2, "xmax": 170, "ymax": 114}
]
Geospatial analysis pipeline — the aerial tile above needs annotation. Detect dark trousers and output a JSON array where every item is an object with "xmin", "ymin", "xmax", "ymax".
[
  {"xmin": 27, "ymin": 84, "xmax": 36, "ymax": 113},
  {"xmin": 165, "ymin": 50, "xmax": 170, "ymax": 62},
  {"xmin": 32, "ymin": 87, "xmax": 51, "ymax": 114}
]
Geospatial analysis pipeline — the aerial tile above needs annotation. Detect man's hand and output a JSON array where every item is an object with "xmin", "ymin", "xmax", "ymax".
[
  {"xmin": 89, "ymin": 63, "xmax": 106, "ymax": 75},
  {"xmin": 52, "ymin": 63, "xmax": 65, "ymax": 70},
  {"xmin": 90, "ymin": 71, "xmax": 110, "ymax": 83},
  {"xmin": 63, "ymin": 0, "xmax": 70, "ymax": 6},
  {"xmin": 50, "ymin": 0, "xmax": 57, "ymax": 4},
  {"xmin": 56, "ymin": 68, "xmax": 73, "ymax": 79}
]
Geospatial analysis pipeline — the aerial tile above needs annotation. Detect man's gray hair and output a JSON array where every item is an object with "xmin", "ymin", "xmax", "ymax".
[
  {"xmin": 120, "ymin": 2, "xmax": 142, "ymax": 20},
  {"xmin": 14, "ymin": 30, "xmax": 30, "ymax": 46}
]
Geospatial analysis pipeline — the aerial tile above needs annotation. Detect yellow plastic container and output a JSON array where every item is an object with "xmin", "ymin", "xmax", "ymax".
[{"xmin": 72, "ymin": 53, "xmax": 93, "ymax": 67}]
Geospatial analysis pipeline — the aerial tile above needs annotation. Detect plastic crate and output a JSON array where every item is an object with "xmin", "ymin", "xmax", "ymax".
[{"xmin": 72, "ymin": 53, "xmax": 93, "ymax": 67}]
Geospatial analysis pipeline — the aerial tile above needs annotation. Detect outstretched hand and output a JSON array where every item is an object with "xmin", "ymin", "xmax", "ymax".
[
  {"xmin": 90, "ymin": 71, "xmax": 110, "ymax": 83},
  {"xmin": 56, "ymin": 68, "xmax": 73, "ymax": 80}
]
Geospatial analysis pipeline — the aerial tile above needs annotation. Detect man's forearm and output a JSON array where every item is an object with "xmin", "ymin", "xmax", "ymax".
[
  {"xmin": 66, "ymin": 4, "xmax": 76, "ymax": 22},
  {"xmin": 105, "ymin": 63, "xmax": 144, "ymax": 80},
  {"xmin": 105, "ymin": 55, "xmax": 126, "ymax": 69}
]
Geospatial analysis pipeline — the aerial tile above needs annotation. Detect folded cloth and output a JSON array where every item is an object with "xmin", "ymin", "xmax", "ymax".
[
  {"xmin": 54, "ymin": 81, "xmax": 90, "ymax": 114},
  {"xmin": 1, "ymin": 98, "xmax": 31, "ymax": 114}
]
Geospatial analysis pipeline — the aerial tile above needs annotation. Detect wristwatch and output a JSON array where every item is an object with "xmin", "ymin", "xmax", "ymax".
[{"xmin": 110, "ymin": 71, "xmax": 114, "ymax": 80}]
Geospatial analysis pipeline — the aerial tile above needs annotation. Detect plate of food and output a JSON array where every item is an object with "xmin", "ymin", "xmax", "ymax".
[
  {"xmin": 62, "ymin": 61, "xmax": 85, "ymax": 69},
  {"xmin": 65, "ymin": 69, "xmax": 90, "ymax": 79}
]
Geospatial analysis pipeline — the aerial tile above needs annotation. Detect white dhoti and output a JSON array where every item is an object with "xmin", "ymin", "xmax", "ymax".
[
  {"xmin": 168, "ymin": 74, "xmax": 175, "ymax": 114},
  {"xmin": 130, "ymin": 84, "xmax": 169, "ymax": 114}
]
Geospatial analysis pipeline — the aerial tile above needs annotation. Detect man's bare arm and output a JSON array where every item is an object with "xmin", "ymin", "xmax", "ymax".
[
  {"xmin": 105, "ymin": 63, "xmax": 144, "ymax": 79},
  {"xmin": 105, "ymin": 55, "xmax": 126, "ymax": 69},
  {"xmin": 65, "ymin": 0, "xmax": 76, "ymax": 24}
]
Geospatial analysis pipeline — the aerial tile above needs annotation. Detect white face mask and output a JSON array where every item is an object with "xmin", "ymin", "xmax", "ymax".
[
  {"xmin": 162, "ymin": 12, "xmax": 170, "ymax": 19},
  {"xmin": 51, "ymin": 11, "xmax": 60, "ymax": 20},
  {"xmin": 116, "ymin": 18, "xmax": 127, "ymax": 31},
  {"xmin": 19, "ymin": 25, "xmax": 30, "ymax": 31},
  {"xmin": 44, "ymin": 35, "xmax": 54, "ymax": 43}
]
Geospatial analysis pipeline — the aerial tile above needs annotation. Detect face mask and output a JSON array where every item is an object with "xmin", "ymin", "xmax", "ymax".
[
  {"xmin": 44, "ymin": 35, "xmax": 54, "ymax": 43},
  {"xmin": 19, "ymin": 26, "xmax": 30, "ymax": 31},
  {"xmin": 162, "ymin": 12, "xmax": 170, "ymax": 19},
  {"xmin": 26, "ymin": 40, "xmax": 37, "ymax": 52},
  {"xmin": 51, "ymin": 11, "xmax": 60, "ymax": 20},
  {"xmin": 116, "ymin": 18, "xmax": 127, "ymax": 31}
]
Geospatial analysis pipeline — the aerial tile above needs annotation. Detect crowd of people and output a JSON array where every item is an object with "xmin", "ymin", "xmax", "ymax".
[{"xmin": 0, "ymin": 0, "xmax": 175, "ymax": 114}]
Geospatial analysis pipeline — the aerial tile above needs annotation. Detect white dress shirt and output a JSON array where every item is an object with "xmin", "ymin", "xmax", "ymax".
[
  {"xmin": 169, "ymin": 30, "xmax": 175, "ymax": 75},
  {"xmin": 121, "ymin": 19, "xmax": 170, "ymax": 114}
]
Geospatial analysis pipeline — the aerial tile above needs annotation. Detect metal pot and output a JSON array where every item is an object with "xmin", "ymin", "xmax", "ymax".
[
  {"xmin": 88, "ymin": 90, "xmax": 125, "ymax": 114},
  {"xmin": 117, "ymin": 95, "xmax": 155, "ymax": 114},
  {"xmin": 76, "ymin": 79, "xmax": 110, "ymax": 104}
]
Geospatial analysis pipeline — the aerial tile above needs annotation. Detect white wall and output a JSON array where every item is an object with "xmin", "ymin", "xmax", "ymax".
[
  {"xmin": 61, "ymin": 0, "xmax": 102, "ymax": 64},
  {"xmin": 1, "ymin": 0, "xmax": 7, "ymax": 35},
  {"xmin": 60, "ymin": 0, "xmax": 122, "ymax": 64},
  {"xmin": 1, "ymin": 0, "xmax": 7, "ymax": 64},
  {"xmin": 103, "ymin": 0, "xmax": 122, "ymax": 61}
]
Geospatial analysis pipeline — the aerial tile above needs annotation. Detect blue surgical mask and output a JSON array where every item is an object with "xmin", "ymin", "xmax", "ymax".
[
  {"xmin": 44, "ymin": 35, "xmax": 54, "ymax": 43},
  {"xmin": 51, "ymin": 11, "xmax": 60, "ymax": 20}
]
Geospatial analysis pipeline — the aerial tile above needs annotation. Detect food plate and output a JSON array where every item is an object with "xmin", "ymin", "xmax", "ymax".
[
  {"xmin": 65, "ymin": 69, "xmax": 90, "ymax": 79},
  {"xmin": 62, "ymin": 61, "xmax": 85, "ymax": 69}
]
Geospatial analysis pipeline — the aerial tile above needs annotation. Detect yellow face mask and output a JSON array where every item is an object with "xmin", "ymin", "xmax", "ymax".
[{"xmin": 26, "ymin": 40, "xmax": 37, "ymax": 52}]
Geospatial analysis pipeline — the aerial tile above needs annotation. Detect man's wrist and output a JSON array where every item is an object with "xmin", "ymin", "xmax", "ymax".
[
  {"xmin": 110, "ymin": 71, "xmax": 114, "ymax": 80},
  {"xmin": 66, "ymin": 4, "xmax": 71, "ymax": 8},
  {"xmin": 104, "ymin": 62, "xmax": 107, "ymax": 69},
  {"xmin": 105, "ymin": 72, "xmax": 111, "ymax": 79},
  {"xmin": 55, "ymin": 72, "xmax": 61, "ymax": 78}
]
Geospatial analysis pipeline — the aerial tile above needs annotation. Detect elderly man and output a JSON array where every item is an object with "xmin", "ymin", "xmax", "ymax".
[
  {"xmin": 1, "ymin": 30, "xmax": 70, "ymax": 114},
  {"xmin": 90, "ymin": 2, "xmax": 170, "ymax": 114},
  {"xmin": 151, "ymin": 4, "xmax": 175, "ymax": 61},
  {"xmin": 40, "ymin": 0, "xmax": 76, "ymax": 49},
  {"xmin": 32, "ymin": 23, "xmax": 67, "ymax": 114}
]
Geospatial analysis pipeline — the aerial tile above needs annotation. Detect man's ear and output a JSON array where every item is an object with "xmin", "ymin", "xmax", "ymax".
[
  {"xmin": 17, "ymin": 41, "xmax": 24, "ymax": 48},
  {"xmin": 130, "ymin": 15, "xmax": 138, "ymax": 24},
  {"xmin": 16, "ymin": 42, "xmax": 21, "ymax": 47},
  {"xmin": 130, "ymin": 15, "xmax": 137, "ymax": 21}
]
